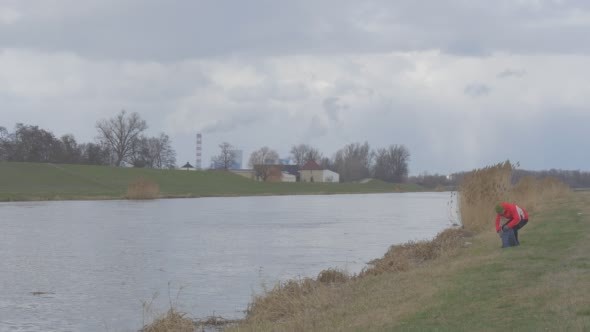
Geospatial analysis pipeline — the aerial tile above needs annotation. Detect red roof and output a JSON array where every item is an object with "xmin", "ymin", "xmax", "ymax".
[{"xmin": 300, "ymin": 160, "xmax": 322, "ymax": 170}]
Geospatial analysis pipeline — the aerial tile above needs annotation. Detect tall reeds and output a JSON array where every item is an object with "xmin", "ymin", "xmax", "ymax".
[
  {"xmin": 126, "ymin": 177, "xmax": 160, "ymax": 200},
  {"xmin": 458, "ymin": 160, "xmax": 570, "ymax": 231}
]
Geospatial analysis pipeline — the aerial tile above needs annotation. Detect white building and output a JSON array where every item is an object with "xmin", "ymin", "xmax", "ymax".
[
  {"xmin": 320, "ymin": 169, "xmax": 340, "ymax": 183},
  {"xmin": 299, "ymin": 160, "xmax": 340, "ymax": 183},
  {"xmin": 281, "ymin": 172, "xmax": 297, "ymax": 182}
]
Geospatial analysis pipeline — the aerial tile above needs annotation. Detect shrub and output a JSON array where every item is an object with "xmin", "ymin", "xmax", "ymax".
[
  {"xmin": 126, "ymin": 177, "xmax": 160, "ymax": 200},
  {"xmin": 317, "ymin": 268, "xmax": 349, "ymax": 284},
  {"xmin": 141, "ymin": 309, "xmax": 195, "ymax": 332}
]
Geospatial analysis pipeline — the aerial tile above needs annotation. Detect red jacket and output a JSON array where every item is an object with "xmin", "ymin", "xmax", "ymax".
[{"xmin": 495, "ymin": 202, "xmax": 528, "ymax": 231}]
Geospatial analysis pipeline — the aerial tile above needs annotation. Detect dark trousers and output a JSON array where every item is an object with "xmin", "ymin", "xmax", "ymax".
[{"xmin": 513, "ymin": 219, "xmax": 528, "ymax": 244}]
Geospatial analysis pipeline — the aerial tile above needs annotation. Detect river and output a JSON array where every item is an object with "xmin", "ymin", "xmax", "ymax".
[{"xmin": 0, "ymin": 192, "xmax": 458, "ymax": 331}]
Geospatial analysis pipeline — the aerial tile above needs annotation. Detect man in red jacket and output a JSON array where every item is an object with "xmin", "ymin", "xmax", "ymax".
[{"xmin": 495, "ymin": 202, "xmax": 529, "ymax": 245}]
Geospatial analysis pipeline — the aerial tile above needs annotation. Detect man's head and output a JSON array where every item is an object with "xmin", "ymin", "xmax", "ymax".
[{"xmin": 495, "ymin": 204, "xmax": 504, "ymax": 214}]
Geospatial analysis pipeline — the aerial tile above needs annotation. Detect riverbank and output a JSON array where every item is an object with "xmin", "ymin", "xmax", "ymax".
[
  {"xmin": 224, "ymin": 191, "xmax": 588, "ymax": 331},
  {"xmin": 0, "ymin": 162, "xmax": 423, "ymax": 202}
]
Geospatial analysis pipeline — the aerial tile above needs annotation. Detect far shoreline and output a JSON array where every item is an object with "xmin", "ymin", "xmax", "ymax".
[{"xmin": 0, "ymin": 188, "xmax": 450, "ymax": 204}]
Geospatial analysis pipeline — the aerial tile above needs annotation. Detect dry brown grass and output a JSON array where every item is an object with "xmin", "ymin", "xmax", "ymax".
[
  {"xmin": 126, "ymin": 177, "xmax": 160, "ymax": 200},
  {"xmin": 317, "ymin": 268, "xmax": 350, "ymax": 284},
  {"xmin": 140, "ymin": 308, "xmax": 195, "ymax": 332},
  {"xmin": 360, "ymin": 228, "xmax": 472, "ymax": 276},
  {"xmin": 242, "ymin": 229, "xmax": 470, "ymax": 327}
]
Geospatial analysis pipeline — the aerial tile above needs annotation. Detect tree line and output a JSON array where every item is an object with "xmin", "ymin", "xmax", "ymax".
[
  {"xmin": 0, "ymin": 111, "xmax": 176, "ymax": 169},
  {"xmin": 212, "ymin": 141, "xmax": 411, "ymax": 183},
  {"xmin": 409, "ymin": 168, "xmax": 590, "ymax": 189}
]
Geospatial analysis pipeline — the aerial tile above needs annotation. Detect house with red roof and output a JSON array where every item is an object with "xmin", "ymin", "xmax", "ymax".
[{"xmin": 299, "ymin": 160, "xmax": 340, "ymax": 183}]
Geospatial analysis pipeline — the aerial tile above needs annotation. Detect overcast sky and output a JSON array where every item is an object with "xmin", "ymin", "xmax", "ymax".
[{"xmin": 1, "ymin": 0, "xmax": 589, "ymax": 174}]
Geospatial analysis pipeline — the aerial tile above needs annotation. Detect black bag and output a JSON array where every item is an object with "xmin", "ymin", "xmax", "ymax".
[{"xmin": 501, "ymin": 228, "xmax": 518, "ymax": 248}]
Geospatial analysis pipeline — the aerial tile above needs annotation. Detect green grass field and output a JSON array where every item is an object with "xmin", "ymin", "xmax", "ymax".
[
  {"xmin": 0, "ymin": 162, "xmax": 423, "ymax": 201},
  {"xmin": 231, "ymin": 192, "xmax": 590, "ymax": 331}
]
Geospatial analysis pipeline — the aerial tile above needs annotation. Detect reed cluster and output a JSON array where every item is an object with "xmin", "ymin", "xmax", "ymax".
[
  {"xmin": 458, "ymin": 161, "xmax": 570, "ymax": 231},
  {"xmin": 126, "ymin": 177, "xmax": 160, "ymax": 200}
]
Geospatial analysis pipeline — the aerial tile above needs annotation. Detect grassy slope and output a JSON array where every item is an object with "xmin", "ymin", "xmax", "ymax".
[
  {"xmin": 395, "ymin": 193, "xmax": 590, "ymax": 331},
  {"xmin": 0, "ymin": 162, "xmax": 423, "ymax": 201},
  {"xmin": 233, "ymin": 192, "xmax": 590, "ymax": 331}
]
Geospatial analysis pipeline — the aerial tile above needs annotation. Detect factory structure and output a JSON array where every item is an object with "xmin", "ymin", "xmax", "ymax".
[{"xmin": 196, "ymin": 133, "xmax": 203, "ymax": 170}]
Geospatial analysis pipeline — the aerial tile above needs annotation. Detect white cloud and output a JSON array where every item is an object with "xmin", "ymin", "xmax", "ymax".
[{"xmin": 4, "ymin": 48, "xmax": 590, "ymax": 173}]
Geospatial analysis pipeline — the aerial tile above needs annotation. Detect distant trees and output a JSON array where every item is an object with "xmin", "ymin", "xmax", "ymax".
[
  {"xmin": 131, "ymin": 133, "xmax": 176, "ymax": 169},
  {"xmin": 56, "ymin": 134, "xmax": 82, "ymax": 164},
  {"xmin": 372, "ymin": 145, "xmax": 410, "ymax": 183},
  {"xmin": 96, "ymin": 110, "xmax": 147, "ymax": 167},
  {"xmin": 211, "ymin": 142, "xmax": 236, "ymax": 170},
  {"xmin": 0, "ymin": 124, "xmax": 60, "ymax": 163},
  {"xmin": 249, "ymin": 146, "xmax": 279, "ymax": 181},
  {"xmin": 290, "ymin": 144, "xmax": 322, "ymax": 166},
  {"xmin": 0, "ymin": 110, "xmax": 176, "ymax": 169},
  {"xmin": 80, "ymin": 142, "xmax": 111, "ymax": 165},
  {"xmin": 332, "ymin": 142, "xmax": 372, "ymax": 182},
  {"xmin": 511, "ymin": 169, "xmax": 590, "ymax": 188},
  {"xmin": 409, "ymin": 172, "xmax": 450, "ymax": 189}
]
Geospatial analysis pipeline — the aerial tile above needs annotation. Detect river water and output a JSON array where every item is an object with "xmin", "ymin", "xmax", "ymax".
[{"xmin": 0, "ymin": 192, "xmax": 458, "ymax": 331}]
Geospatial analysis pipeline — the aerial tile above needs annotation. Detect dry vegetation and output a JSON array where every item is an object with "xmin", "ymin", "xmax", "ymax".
[
  {"xmin": 229, "ymin": 160, "xmax": 572, "ymax": 331},
  {"xmin": 360, "ymin": 228, "xmax": 472, "ymax": 276},
  {"xmin": 126, "ymin": 177, "xmax": 160, "ymax": 199},
  {"xmin": 140, "ymin": 309, "xmax": 195, "ymax": 332}
]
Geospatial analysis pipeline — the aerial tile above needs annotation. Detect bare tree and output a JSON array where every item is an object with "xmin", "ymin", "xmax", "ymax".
[
  {"xmin": 290, "ymin": 144, "xmax": 322, "ymax": 166},
  {"xmin": 96, "ymin": 110, "xmax": 147, "ymax": 166},
  {"xmin": 211, "ymin": 142, "xmax": 236, "ymax": 170},
  {"xmin": 249, "ymin": 146, "xmax": 279, "ymax": 181},
  {"xmin": 333, "ymin": 142, "xmax": 372, "ymax": 182},
  {"xmin": 373, "ymin": 145, "xmax": 410, "ymax": 183}
]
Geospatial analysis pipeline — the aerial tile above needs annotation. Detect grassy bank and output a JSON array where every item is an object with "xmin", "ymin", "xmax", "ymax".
[
  {"xmin": 0, "ymin": 162, "xmax": 423, "ymax": 202},
  {"xmin": 226, "ymin": 192, "xmax": 588, "ymax": 331}
]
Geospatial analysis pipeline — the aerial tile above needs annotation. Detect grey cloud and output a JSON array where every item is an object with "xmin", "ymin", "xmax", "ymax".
[
  {"xmin": 444, "ymin": 40, "xmax": 491, "ymax": 57},
  {"xmin": 3, "ymin": 1, "xmax": 590, "ymax": 60},
  {"xmin": 307, "ymin": 115, "xmax": 329, "ymax": 138},
  {"xmin": 464, "ymin": 83, "xmax": 491, "ymax": 97},
  {"xmin": 497, "ymin": 69, "xmax": 526, "ymax": 78},
  {"xmin": 228, "ymin": 81, "xmax": 309, "ymax": 103},
  {"xmin": 202, "ymin": 112, "xmax": 264, "ymax": 135},
  {"xmin": 322, "ymin": 97, "xmax": 348, "ymax": 122}
]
